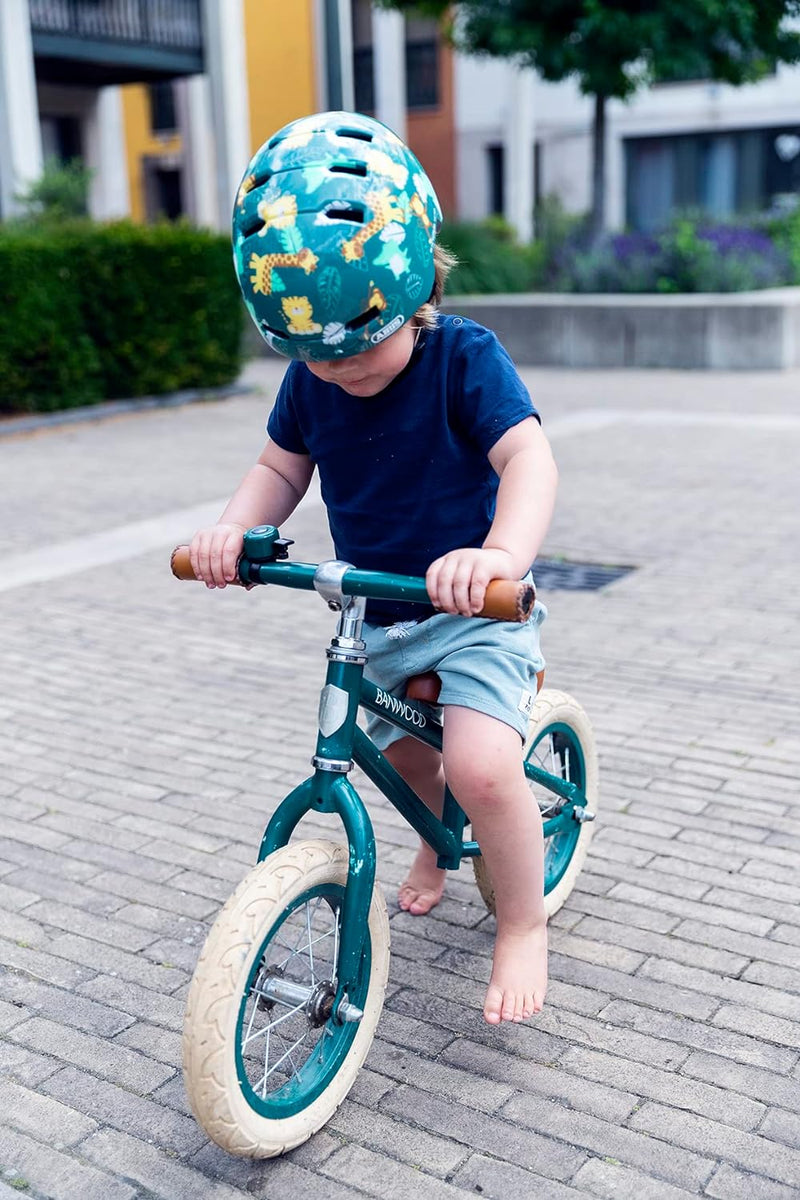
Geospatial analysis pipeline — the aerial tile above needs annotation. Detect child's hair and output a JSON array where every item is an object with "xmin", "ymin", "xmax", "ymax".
[{"xmin": 413, "ymin": 243, "xmax": 458, "ymax": 331}]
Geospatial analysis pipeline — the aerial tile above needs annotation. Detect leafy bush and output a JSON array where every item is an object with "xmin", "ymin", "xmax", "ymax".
[
  {"xmin": 0, "ymin": 220, "xmax": 243, "ymax": 414},
  {"xmin": 438, "ymin": 196, "xmax": 794, "ymax": 296},
  {"xmin": 15, "ymin": 157, "xmax": 93, "ymax": 221},
  {"xmin": 0, "ymin": 225, "xmax": 103, "ymax": 412},
  {"xmin": 551, "ymin": 216, "xmax": 793, "ymax": 294},
  {"xmin": 439, "ymin": 217, "xmax": 545, "ymax": 294}
]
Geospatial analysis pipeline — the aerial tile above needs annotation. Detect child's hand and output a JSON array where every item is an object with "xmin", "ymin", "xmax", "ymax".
[
  {"xmin": 426, "ymin": 547, "xmax": 516, "ymax": 616},
  {"xmin": 189, "ymin": 523, "xmax": 247, "ymax": 588}
]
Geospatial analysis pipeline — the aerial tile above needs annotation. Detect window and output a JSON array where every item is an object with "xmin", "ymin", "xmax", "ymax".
[
  {"xmin": 149, "ymin": 82, "xmax": 177, "ymax": 134},
  {"xmin": 487, "ymin": 145, "xmax": 503, "ymax": 215},
  {"xmin": 405, "ymin": 17, "xmax": 438, "ymax": 110},
  {"xmin": 625, "ymin": 126, "xmax": 800, "ymax": 230},
  {"xmin": 353, "ymin": 46, "xmax": 374, "ymax": 113}
]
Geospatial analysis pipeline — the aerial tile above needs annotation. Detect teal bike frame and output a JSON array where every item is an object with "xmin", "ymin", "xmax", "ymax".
[{"xmin": 241, "ymin": 528, "xmax": 587, "ymax": 1022}]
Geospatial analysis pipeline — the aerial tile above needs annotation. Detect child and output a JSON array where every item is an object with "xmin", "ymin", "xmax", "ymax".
[{"xmin": 190, "ymin": 111, "xmax": 558, "ymax": 1025}]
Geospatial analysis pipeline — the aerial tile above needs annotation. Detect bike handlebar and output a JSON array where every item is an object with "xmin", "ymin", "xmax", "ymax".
[{"xmin": 170, "ymin": 544, "xmax": 535, "ymax": 623}]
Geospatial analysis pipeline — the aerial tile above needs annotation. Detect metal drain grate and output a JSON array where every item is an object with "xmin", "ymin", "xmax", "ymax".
[{"xmin": 532, "ymin": 559, "xmax": 634, "ymax": 592}]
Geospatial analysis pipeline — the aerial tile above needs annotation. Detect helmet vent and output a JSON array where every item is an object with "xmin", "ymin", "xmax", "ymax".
[
  {"xmin": 329, "ymin": 160, "xmax": 367, "ymax": 177},
  {"xmin": 323, "ymin": 204, "xmax": 365, "ymax": 224},
  {"xmin": 346, "ymin": 305, "xmax": 381, "ymax": 332},
  {"xmin": 240, "ymin": 214, "xmax": 265, "ymax": 238},
  {"xmin": 337, "ymin": 126, "xmax": 374, "ymax": 142}
]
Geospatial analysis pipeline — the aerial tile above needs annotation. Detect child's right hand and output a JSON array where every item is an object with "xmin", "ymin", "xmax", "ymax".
[{"xmin": 189, "ymin": 523, "xmax": 247, "ymax": 588}]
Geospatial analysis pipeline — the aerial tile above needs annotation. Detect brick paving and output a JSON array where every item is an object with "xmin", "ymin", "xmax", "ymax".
[{"xmin": 1, "ymin": 357, "xmax": 799, "ymax": 1198}]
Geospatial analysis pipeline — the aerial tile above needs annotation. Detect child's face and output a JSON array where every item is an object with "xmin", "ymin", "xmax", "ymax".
[{"xmin": 304, "ymin": 324, "xmax": 416, "ymax": 397}]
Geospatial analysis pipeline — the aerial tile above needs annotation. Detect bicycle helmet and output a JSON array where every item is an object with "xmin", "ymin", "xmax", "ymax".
[{"xmin": 232, "ymin": 111, "xmax": 442, "ymax": 361}]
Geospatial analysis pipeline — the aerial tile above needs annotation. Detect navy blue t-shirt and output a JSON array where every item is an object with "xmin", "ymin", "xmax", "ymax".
[{"xmin": 267, "ymin": 315, "xmax": 539, "ymax": 623}]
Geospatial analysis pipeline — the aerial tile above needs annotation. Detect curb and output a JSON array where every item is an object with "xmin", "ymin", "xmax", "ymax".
[{"xmin": 0, "ymin": 381, "xmax": 254, "ymax": 438}]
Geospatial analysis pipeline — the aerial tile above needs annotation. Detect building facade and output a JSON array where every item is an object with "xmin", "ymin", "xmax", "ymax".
[{"xmin": 455, "ymin": 54, "xmax": 800, "ymax": 235}]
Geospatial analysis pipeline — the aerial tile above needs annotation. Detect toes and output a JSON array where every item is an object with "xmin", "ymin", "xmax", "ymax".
[{"xmin": 483, "ymin": 984, "xmax": 503, "ymax": 1025}]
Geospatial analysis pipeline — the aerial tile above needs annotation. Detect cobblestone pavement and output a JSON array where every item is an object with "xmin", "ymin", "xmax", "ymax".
[{"xmin": 2, "ymin": 358, "xmax": 800, "ymax": 1199}]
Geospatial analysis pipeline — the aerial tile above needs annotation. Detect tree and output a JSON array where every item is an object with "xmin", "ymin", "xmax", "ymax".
[
  {"xmin": 375, "ymin": 0, "xmax": 800, "ymax": 236},
  {"xmin": 15, "ymin": 157, "xmax": 93, "ymax": 222}
]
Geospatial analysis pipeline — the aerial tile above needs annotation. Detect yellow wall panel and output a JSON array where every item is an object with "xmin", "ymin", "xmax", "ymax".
[
  {"xmin": 121, "ymin": 85, "xmax": 181, "ymax": 223},
  {"xmin": 244, "ymin": 0, "xmax": 317, "ymax": 152}
]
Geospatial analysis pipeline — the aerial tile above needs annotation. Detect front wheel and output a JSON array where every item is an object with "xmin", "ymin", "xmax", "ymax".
[
  {"xmin": 183, "ymin": 839, "xmax": 390, "ymax": 1158},
  {"xmin": 473, "ymin": 689, "xmax": 599, "ymax": 918}
]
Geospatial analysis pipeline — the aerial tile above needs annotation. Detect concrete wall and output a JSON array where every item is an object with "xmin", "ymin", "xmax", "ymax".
[{"xmin": 439, "ymin": 290, "xmax": 800, "ymax": 369}]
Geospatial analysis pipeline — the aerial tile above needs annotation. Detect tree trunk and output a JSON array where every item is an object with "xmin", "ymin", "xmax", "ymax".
[{"xmin": 589, "ymin": 92, "xmax": 607, "ymax": 241}]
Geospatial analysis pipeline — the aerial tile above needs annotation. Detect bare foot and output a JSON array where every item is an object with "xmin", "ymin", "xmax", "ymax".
[
  {"xmin": 398, "ymin": 843, "xmax": 446, "ymax": 915},
  {"xmin": 483, "ymin": 924, "xmax": 548, "ymax": 1024}
]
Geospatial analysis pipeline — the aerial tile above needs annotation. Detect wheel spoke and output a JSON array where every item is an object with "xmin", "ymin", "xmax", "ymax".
[
  {"xmin": 258, "ymin": 1027, "xmax": 309, "ymax": 1089},
  {"xmin": 306, "ymin": 901, "xmax": 316, "ymax": 984},
  {"xmin": 274, "ymin": 925, "xmax": 338, "ymax": 974},
  {"xmin": 242, "ymin": 998, "xmax": 306, "ymax": 1049}
]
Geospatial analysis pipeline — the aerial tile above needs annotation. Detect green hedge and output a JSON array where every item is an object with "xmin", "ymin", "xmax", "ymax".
[{"xmin": 0, "ymin": 221, "xmax": 244, "ymax": 414}]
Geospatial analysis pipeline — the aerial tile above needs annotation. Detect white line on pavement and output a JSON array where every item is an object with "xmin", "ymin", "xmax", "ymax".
[
  {"xmin": 3, "ymin": 408, "xmax": 800, "ymax": 593},
  {"xmin": 0, "ymin": 500, "xmax": 230, "ymax": 593}
]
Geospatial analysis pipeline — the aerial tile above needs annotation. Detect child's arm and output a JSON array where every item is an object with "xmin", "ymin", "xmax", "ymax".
[
  {"xmin": 190, "ymin": 440, "xmax": 314, "ymax": 588},
  {"xmin": 426, "ymin": 417, "xmax": 558, "ymax": 617}
]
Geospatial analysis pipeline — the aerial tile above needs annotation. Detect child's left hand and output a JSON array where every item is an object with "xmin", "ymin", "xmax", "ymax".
[{"xmin": 426, "ymin": 547, "xmax": 517, "ymax": 616}]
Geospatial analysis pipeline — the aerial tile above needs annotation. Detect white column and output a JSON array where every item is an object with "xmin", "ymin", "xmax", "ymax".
[
  {"xmin": 371, "ymin": 6, "xmax": 406, "ymax": 139},
  {"xmin": 0, "ymin": 0, "xmax": 43, "ymax": 217},
  {"xmin": 336, "ymin": 0, "xmax": 355, "ymax": 111},
  {"xmin": 201, "ymin": 0, "xmax": 251, "ymax": 231},
  {"xmin": 312, "ymin": 0, "xmax": 328, "ymax": 109},
  {"xmin": 176, "ymin": 75, "xmax": 218, "ymax": 228},
  {"xmin": 86, "ymin": 86, "xmax": 130, "ymax": 219},
  {"xmin": 504, "ymin": 65, "xmax": 535, "ymax": 243}
]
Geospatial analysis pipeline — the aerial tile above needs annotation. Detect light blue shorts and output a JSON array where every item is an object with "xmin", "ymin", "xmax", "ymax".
[{"xmin": 361, "ymin": 600, "xmax": 547, "ymax": 751}]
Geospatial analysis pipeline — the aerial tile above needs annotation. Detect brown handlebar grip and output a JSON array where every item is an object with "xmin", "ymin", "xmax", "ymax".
[
  {"xmin": 478, "ymin": 579, "xmax": 536, "ymax": 622},
  {"xmin": 170, "ymin": 545, "xmax": 197, "ymax": 580}
]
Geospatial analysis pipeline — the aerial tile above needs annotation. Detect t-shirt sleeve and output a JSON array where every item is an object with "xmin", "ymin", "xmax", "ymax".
[
  {"xmin": 266, "ymin": 363, "xmax": 309, "ymax": 455},
  {"xmin": 454, "ymin": 325, "xmax": 540, "ymax": 456}
]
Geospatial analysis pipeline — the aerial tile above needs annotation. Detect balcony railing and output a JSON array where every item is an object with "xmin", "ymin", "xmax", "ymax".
[
  {"xmin": 30, "ymin": 0, "xmax": 202, "ymax": 49},
  {"xmin": 30, "ymin": 0, "xmax": 203, "ymax": 84}
]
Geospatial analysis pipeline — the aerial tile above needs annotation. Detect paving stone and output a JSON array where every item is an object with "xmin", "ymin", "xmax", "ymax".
[
  {"xmin": 501, "ymin": 1090, "xmax": 714, "ymax": 1190},
  {"xmin": 76, "ymin": 973, "xmax": 186, "ymax": 1030},
  {"xmin": 0, "ymin": 936, "xmax": 96, "ymax": 989},
  {"xmin": 704, "ymin": 1163, "xmax": 800, "ymax": 1200},
  {"xmin": 597, "ymin": 999, "xmax": 798, "ymax": 1073},
  {"xmin": 638, "ymin": 957, "xmax": 800, "ymax": 1023},
  {"xmin": 0, "ymin": 1125, "xmax": 136, "ymax": 1200},
  {"xmin": 681, "ymin": 1050, "xmax": 800, "ymax": 1112},
  {"xmin": 41, "ymin": 1065, "xmax": 204, "ymax": 1155},
  {"xmin": 9, "ymin": 1015, "xmax": 174, "ymax": 1092},
  {"xmin": 558, "ymin": 1045, "xmax": 766, "ymax": 1130},
  {"xmin": 450, "ymin": 1153, "xmax": 588, "ymax": 1199},
  {"xmin": 0, "ymin": 969, "xmax": 134, "ymax": 1037},
  {"xmin": 79, "ymin": 1126, "xmax": 255, "ymax": 1199},
  {"xmin": 367, "ymin": 1040, "xmax": 515, "ymax": 1113},
  {"xmin": 628, "ymin": 1101, "xmax": 800, "ymax": 1189},
  {"xmin": 379, "ymin": 1085, "xmax": 599, "ymax": 1181},
  {"xmin": 711, "ymin": 1005, "xmax": 800, "ymax": 1051},
  {"xmin": 443, "ymin": 1037, "xmax": 639, "ymax": 1122},
  {"xmin": 20, "ymin": 898, "xmax": 157, "ymax": 953},
  {"xmin": 0, "ymin": 1076, "xmax": 97, "ymax": 1147},
  {"xmin": 322, "ymin": 1142, "xmax": 477, "ymax": 1198},
  {"xmin": 759, "ymin": 1107, "xmax": 800, "ymax": 1151},
  {"xmin": 570, "ymin": 913, "xmax": 751, "ymax": 975},
  {"xmin": 570, "ymin": 1156, "xmax": 705, "ymax": 1198}
]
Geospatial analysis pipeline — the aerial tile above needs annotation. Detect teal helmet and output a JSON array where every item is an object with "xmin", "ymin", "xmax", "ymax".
[{"xmin": 232, "ymin": 111, "xmax": 442, "ymax": 361}]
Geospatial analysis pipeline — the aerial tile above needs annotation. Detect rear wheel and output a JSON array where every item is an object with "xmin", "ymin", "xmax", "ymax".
[
  {"xmin": 183, "ymin": 839, "xmax": 389, "ymax": 1157},
  {"xmin": 473, "ymin": 689, "xmax": 598, "ymax": 917}
]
